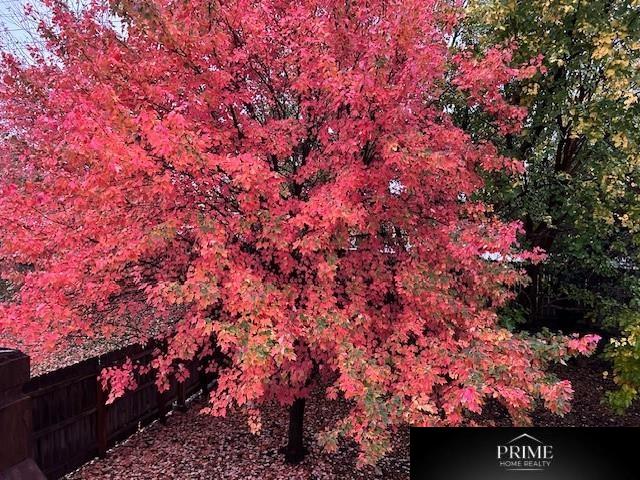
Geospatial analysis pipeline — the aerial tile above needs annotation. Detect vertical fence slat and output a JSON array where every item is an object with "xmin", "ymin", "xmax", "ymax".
[
  {"xmin": 176, "ymin": 381, "xmax": 187, "ymax": 412},
  {"xmin": 0, "ymin": 349, "xmax": 46, "ymax": 479},
  {"xmin": 96, "ymin": 378, "xmax": 108, "ymax": 458}
]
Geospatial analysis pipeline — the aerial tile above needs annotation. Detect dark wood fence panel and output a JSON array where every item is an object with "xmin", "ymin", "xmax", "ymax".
[
  {"xmin": 26, "ymin": 358, "xmax": 100, "ymax": 479},
  {"xmin": 24, "ymin": 344, "xmax": 207, "ymax": 479}
]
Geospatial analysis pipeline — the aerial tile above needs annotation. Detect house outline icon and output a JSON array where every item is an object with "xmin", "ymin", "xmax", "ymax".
[{"xmin": 507, "ymin": 433, "xmax": 543, "ymax": 444}]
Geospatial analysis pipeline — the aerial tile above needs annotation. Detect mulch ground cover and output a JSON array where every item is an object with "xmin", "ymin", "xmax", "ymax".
[
  {"xmin": 65, "ymin": 389, "xmax": 409, "ymax": 480},
  {"xmin": 65, "ymin": 356, "xmax": 640, "ymax": 480},
  {"xmin": 0, "ymin": 332, "xmax": 132, "ymax": 377},
  {"xmin": 481, "ymin": 356, "xmax": 640, "ymax": 427}
]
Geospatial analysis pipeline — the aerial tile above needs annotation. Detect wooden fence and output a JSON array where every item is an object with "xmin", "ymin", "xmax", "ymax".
[{"xmin": 23, "ymin": 343, "xmax": 213, "ymax": 479}]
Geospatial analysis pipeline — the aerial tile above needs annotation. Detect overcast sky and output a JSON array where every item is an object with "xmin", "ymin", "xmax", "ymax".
[
  {"xmin": 0, "ymin": 0, "xmax": 124, "ymax": 60},
  {"xmin": 0, "ymin": 0, "xmax": 43, "ymax": 58}
]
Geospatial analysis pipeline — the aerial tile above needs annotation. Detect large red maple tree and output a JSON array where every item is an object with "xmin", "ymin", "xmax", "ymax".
[{"xmin": 0, "ymin": 0, "xmax": 598, "ymax": 464}]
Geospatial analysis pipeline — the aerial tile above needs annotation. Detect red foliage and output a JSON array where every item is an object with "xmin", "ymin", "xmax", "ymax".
[{"xmin": 0, "ymin": 0, "xmax": 597, "ymax": 463}]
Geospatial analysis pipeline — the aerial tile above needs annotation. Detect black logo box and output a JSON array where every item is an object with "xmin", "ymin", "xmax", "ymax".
[{"xmin": 410, "ymin": 427, "xmax": 638, "ymax": 480}]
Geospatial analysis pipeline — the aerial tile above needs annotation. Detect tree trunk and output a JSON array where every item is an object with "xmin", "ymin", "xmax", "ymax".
[
  {"xmin": 520, "ymin": 220, "xmax": 556, "ymax": 326},
  {"xmin": 282, "ymin": 397, "xmax": 307, "ymax": 464},
  {"xmin": 524, "ymin": 262, "xmax": 541, "ymax": 325}
]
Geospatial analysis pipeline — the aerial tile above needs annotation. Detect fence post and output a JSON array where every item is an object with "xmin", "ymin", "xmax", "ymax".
[
  {"xmin": 176, "ymin": 381, "xmax": 187, "ymax": 412},
  {"xmin": 199, "ymin": 365, "xmax": 210, "ymax": 397},
  {"xmin": 96, "ymin": 377, "xmax": 108, "ymax": 457},
  {"xmin": 157, "ymin": 388, "xmax": 169, "ymax": 424},
  {"xmin": 0, "ymin": 349, "xmax": 46, "ymax": 480}
]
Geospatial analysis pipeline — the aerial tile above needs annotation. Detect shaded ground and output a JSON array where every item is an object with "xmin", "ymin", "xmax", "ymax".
[
  {"xmin": 65, "ymin": 356, "xmax": 638, "ymax": 480},
  {"xmin": 481, "ymin": 356, "xmax": 640, "ymax": 427},
  {"xmin": 66, "ymin": 392, "xmax": 410, "ymax": 480}
]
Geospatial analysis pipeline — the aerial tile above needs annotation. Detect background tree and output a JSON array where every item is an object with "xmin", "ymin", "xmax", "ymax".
[
  {"xmin": 0, "ymin": 0, "xmax": 597, "ymax": 464},
  {"xmin": 462, "ymin": 0, "xmax": 640, "ymax": 409}
]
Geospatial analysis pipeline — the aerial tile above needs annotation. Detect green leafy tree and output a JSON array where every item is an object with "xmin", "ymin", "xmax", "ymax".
[{"xmin": 460, "ymin": 0, "xmax": 640, "ymax": 408}]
